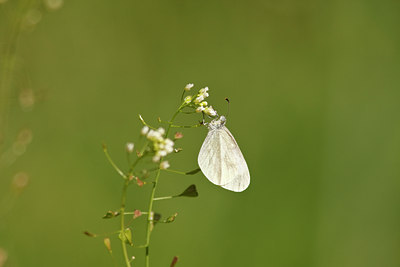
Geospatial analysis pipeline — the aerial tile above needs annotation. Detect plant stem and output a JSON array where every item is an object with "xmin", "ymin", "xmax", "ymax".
[
  {"xmin": 120, "ymin": 179, "xmax": 131, "ymax": 267},
  {"xmin": 0, "ymin": 0, "xmax": 30, "ymax": 154},
  {"xmin": 153, "ymin": 196, "xmax": 175, "ymax": 201},
  {"xmin": 144, "ymin": 105, "xmax": 183, "ymax": 267},
  {"xmin": 145, "ymin": 168, "xmax": 160, "ymax": 267}
]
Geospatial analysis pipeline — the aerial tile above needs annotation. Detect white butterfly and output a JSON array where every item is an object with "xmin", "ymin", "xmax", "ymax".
[{"xmin": 198, "ymin": 116, "xmax": 250, "ymax": 192}]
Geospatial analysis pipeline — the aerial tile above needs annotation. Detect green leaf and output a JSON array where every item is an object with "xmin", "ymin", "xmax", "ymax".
[
  {"xmin": 185, "ymin": 168, "xmax": 201, "ymax": 175},
  {"xmin": 178, "ymin": 184, "xmax": 198, "ymax": 197}
]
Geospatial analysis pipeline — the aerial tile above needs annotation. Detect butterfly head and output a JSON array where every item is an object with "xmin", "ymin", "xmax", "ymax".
[{"xmin": 208, "ymin": 116, "xmax": 226, "ymax": 130}]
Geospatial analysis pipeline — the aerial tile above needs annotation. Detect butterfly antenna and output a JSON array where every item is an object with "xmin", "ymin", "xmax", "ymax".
[{"xmin": 224, "ymin": 97, "xmax": 230, "ymax": 118}]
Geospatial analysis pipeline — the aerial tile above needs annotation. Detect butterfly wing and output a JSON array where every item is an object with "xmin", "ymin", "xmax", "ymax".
[{"xmin": 198, "ymin": 126, "xmax": 250, "ymax": 192}]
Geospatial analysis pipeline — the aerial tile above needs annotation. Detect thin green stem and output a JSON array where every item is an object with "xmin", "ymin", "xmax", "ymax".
[
  {"xmin": 103, "ymin": 145, "xmax": 127, "ymax": 179},
  {"xmin": 153, "ymin": 196, "xmax": 175, "ymax": 201},
  {"xmin": 145, "ymin": 170, "xmax": 159, "ymax": 267},
  {"xmin": 162, "ymin": 169, "xmax": 187, "ymax": 175},
  {"xmin": 124, "ymin": 211, "xmax": 148, "ymax": 215},
  {"xmin": 180, "ymin": 89, "xmax": 186, "ymax": 102},
  {"xmin": 0, "ymin": 0, "xmax": 31, "ymax": 154},
  {"xmin": 138, "ymin": 140, "xmax": 149, "ymax": 157},
  {"xmin": 139, "ymin": 114, "xmax": 157, "ymax": 129},
  {"xmin": 128, "ymin": 154, "xmax": 143, "ymax": 175},
  {"xmin": 144, "ymin": 103, "xmax": 184, "ymax": 267},
  {"xmin": 170, "ymin": 123, "xmax": 202, "ymax": 128},
  {"xmin": 120, "ymin": 179, "xmax": 131, "ymax": 267}
]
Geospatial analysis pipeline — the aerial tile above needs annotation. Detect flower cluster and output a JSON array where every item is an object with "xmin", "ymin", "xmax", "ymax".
[
  {"xmin": 183, "ymin": 85, "xmax": 217, "ymax": 117},
  {"xmin": 141, "ymin": 126, "xmax": 174, "ymax": 163}
]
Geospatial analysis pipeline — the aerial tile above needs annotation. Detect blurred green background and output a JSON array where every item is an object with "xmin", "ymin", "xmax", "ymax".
[{"xmin": 1, "ymin": 0, "xmax": 399, "ymax": 266}]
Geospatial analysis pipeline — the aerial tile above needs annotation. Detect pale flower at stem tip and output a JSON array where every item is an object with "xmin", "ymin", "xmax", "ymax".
[
  {"xmin": 184, "ymin": 83, "xmax": 194, "ymax": 91},
  {"xmin": 204, "ymin": 106, "xmax": 217, "ymax": 117},
  {"xmin": 141, "ymin": 126, "xmax": 149, "ymax": 135},
  {"xmin": 126, "ymin": 142, "xmax": 134, "ymax": 153}
]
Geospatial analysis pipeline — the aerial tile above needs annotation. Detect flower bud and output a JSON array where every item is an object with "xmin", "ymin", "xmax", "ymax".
[
  {"xmin": 141, "ymin": 126, "xmax": 149, "ymax": 136},
  {"xmin": 184, "ymin": 83, "xmax": 194, "ymax": 91},
  {"xmin": 126, "ymin": 142, "xmax": 134, "ymax": 153},
  {"xmin": 174, "ymin": 132, "xmax": 183, "ymax": 140},
  {"xmin": 160, "ymin": 161, "xmax": 170, "ymax": 170},
  {"xmin": 184, "ymin": 96, "xmax": 192, "ymax": 104}
]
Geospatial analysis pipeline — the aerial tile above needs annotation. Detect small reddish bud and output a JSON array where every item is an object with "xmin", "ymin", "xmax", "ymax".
[
  {"xmin": 136, "ymin": 177, "xmax": 144, "ymax": 187},
  {"xmin": 133, "ymin": 209, "xmax": 142, "ymax": 219},
  {"xmin": 170, "ymin": 256, "xmax": 178, "ymax": 267},
  {"xmin": 174, "ymin": 132, "xmax": 183, "ymax": 140}
]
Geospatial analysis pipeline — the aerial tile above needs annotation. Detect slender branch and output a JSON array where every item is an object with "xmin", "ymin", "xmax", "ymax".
[
  {"xmin": 103, "ymin": 145, "xmax": 127, "ymax": 179},
  {"xmin": 162, "ymin": 169, "xmax": 186, "ymax": 175},
  {"xmin": 153, "ymin": 196, "xmax": 175, "ymax": 201},
  {"xmin": 120, "ymin": 179, "xmax": 131, "ymax": 267},
  {"xmin": 144, "ymin": 103, "xmax": 185, "ymax": 266},
  {"xmin": 163, "ymin": 168, "xmax": 201, "ymax": 175},
  {"xmin": 170, "ymin": 123, "xmax": 203, "ymax": 128},
  {"xmin": 180, "ymin": 89, "xmax": 186, "ymax": 102},
  {"xmin": 145, "ymin": 171, "xmax": 159, "ymax": 266},
  {"xmin": 139, "ymin": 114, "xmax": 157, "ymax": 129}
]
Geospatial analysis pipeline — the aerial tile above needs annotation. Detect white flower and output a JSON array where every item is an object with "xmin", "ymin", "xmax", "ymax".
[
  {"xmin": 165, "ymin": 138, "xmax": 173, "ymax": 146},
  {"xmin": 147, "ymin": 130, "xmax": 163, "ymax": 142},
  {"xmin": 157, "ymin": 127, "xmax": 165, "ymax": 135},
  {"xmin": 204, "ymin": 106, "xmax": 217, "ymax": 116},
  {"xmin": 194, "ymin": 95, "xmax": 205, "ymax": 104},
  {"xmin": 126, "ymin": 142, "xmax": 134, "ymax": 153},
  {"xmin": 158, "ymin": 150, "xmax": 167, "ymax": 157},
  {"xmin": 141, "ymin": 126, "xmax": 149, "ymax": 135},
  {"xmin": 184, "ymin": 96, "xmax": 192, "ymax": 104},
  {"xmin": 152, "ymin": 155, "xmax": 161, "ymax": 162},
  {"xmin": 199, "ymin": 87, "xmax": 209, "ymax": 94},
  {"xmin": 164, "ymin": 138, "xmax": 174, "ymax": 153},
  {"xmin": 199, "ymin": 87, "xmax": 209, "ymax": 98},
  {"xmin": 184, "ymin": 83, "xmax": 194, "ymax": 91},
  {"xmin": 160, "ymin": 161, "xmax": 170, "ymax": 170},
  {"xmin": 200, "ymin": 101, "xmax": 208, "ymax": 107},
  {"xmin": 196, "ymin": 106, "xmax": 205, "ymax": 113}
]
